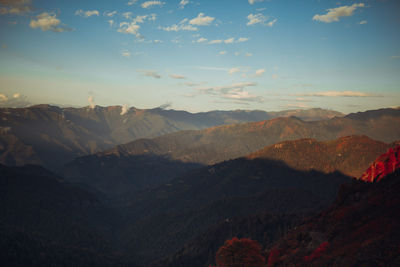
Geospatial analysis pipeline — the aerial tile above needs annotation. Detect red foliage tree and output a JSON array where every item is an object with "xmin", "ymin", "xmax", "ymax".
[{"xmin": 215, "ymin": 237, "xmax": 266, "ymax": 267}]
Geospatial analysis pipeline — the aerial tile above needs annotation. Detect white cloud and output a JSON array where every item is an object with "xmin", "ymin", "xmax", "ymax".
[
  {"xmin": 219, "ymin": 51, "xmax": 227, "ymax": 55},
  {"xmin": 189, "ymin": 13, "xmax": 215, "ymax": 26},
  {"xmin": 209, "ymin": 39, "xmax": 222, "ymax": 44},
  {"xmin": 196, "ymin": 37, "xmax": 207, "ymax": 43},
  {"xmin": 120, "ymin": 104, "xmax": 129, "ymax": 115},
  {"xmin": 245, "ymin": 52, "xmax": 253, "ymax": 57},
  {"xmin": 108, "ymin": 20, "xmax": 114, "ymax": 26},
  {"xmin": 313, "ymin": 3, "xmax": 365, "ymax": 23},
  {"xmin": 121, "ymin": 50, "xmax": 131, "ymax": 58},
  {"xmin": 237, "ymin": 37, "xmax": 249, "ymax": 43},
  {"xmin": 179, "ymin": 0, "xmax": 189, "ymax": 9},
  {"xmin": 0, "ymin": 93, "xmax": 31, "ymax": 108},
  {"xmin": 248, "ymin": 0, "xmax": 265, "ymax": 4},
  {"xmin": 154, "ymin": 39, "xmax": 163, "ymax": 43},
  {"xmin": 255, "ymin": 69, "xmax": 265, "ymax": 76},
  {"xmin": 169, "ymin": 74, "xmax": 186, "ymax": 79},
  {"xmin": 122, "ymin": 12, "xmax": 132, "ymax": 19},
  {"xmin": 0, "ymin": 94, "xmax": 8, "ymax": 102},
  {"xmin": 141, "ymin": 1, "xmax": 164, "ymax": 9},
  {"xmin": 267, "ymin": 18, "xmax": 277, "ymax": 27},
  {"xmin": 0, "ymin": 0, "xmax": 32, "ymax": 15},
  {"xmin": 127, "ymin": 0, "xmax": 139, "ymax": 5},
  {"xmin": 118, "ymin": 14, "xmax": 156, "ymax": 37},
  {"xmin": 359, "ymin": 20, "xmax": 367, "ymax": 25},
  {"xmin": 247, "ymin": 13, "xmax": 266, "ymax": 26},
  {"xmin": 88, "ymin": 96, "xmax": 95, "ymax": 109},
  {"xmin": 138, "ymin": 70, "xmax": 162, "ymax": 79},
  {"xmin": 160, "ymin": 18, "xmax": 198, "ymax": 31},
  {"xmin": 224, "ymin": 38, "xmax": 235, "ymax": 44},
  {"xmin": 234, "ymin": 52, "xmax": 240, "ymax": 56},
  {"xmin": 185, "ymin": 81, "xmax": 207, "ymax": 87},
  {"xmin": 75, "ymin": 10, "xmax": 99, "ymax": 18},
  {"xmin": 196, "ymin": 82, "xmax": 262, "ymax": 103},
  {"xmin": 104, "ymin": 11, "xmax": 117, "ymax": 17},
  {"xmin": 118, "ymin": 21, "xmax": 141, "ymax": 36},
  {"xmin": 247, "ymin": 13, "xmax": 276, "ymax": 27},
  {"xmin": 271, "ymin": 74, "xmax": 278, "ymax": 80},
  {"xmin": 229, "ymin": 67, "xmax": 240, "ymax": 75},
  {"xmin": 30, "ymin": 12, "xmax": 71, "ymax": 32},
  {"xmin": 300, "ymin": 91, "xmax": 375, "ymax": 97}
]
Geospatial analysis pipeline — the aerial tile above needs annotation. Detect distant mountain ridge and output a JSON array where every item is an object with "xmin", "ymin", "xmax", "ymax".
[
  {"xmin": 93, "ymin": 108, "xmax": 400, "ymax": 166},
  {"xmin": 0, "ymin": 105, "xmax": 343, "ymax": 168}
]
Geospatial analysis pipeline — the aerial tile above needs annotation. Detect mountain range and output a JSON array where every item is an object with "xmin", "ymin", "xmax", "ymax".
[
  {"xmin": 0, "ymin": 105, "xmax": 342, "ymax": 169},
  {"xmin": 1, "ymin": 106, "xmax": 400, "ymax": 267}
]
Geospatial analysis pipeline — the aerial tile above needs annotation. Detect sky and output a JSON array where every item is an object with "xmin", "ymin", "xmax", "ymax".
[{"xmin": 0, "ymin": 0, "xmax": 399, "ymax": 113}]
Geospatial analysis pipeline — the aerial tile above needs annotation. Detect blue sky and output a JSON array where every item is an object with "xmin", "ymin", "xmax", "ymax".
[{"xmin": 0, "ymin": 0, "xmax": 399, "ymax": 113}]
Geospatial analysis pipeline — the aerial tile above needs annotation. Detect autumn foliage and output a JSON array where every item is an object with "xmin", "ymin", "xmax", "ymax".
[
  {"xmin": 215, "ymin": 237, "xmax": 266, "ymax": 267},
  {"xmin": 360, "ymin": 145, "xmax": 400, "ymax": 182}
]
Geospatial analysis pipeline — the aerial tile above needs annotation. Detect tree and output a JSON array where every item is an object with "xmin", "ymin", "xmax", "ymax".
[{"xmin": 215, "ymin": 237, "xmax": 266, "ymax": 267}]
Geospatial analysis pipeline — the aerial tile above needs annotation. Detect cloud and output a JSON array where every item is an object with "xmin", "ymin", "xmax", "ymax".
[
  {"xmin": 0, "ymin": 0, "xmax": 33, "ymax": 15},
  {"xmin": 285, "ymin": 103, "xmax": 311, "ymax": 109},
  {"xmin": 267, "ymin": 18, "xmax": 277, "ymax": 27},
  {"xmin": 247, "ymin": 13, "xmax": 276, "ymax": 27},
  {"xmin": 118, "ymin": 14, "xmax": 156, "ymax": 37},
  {"xmin": 189, "ymin": 13, "xmax": 215, "ymax": 26},
  {"xmin": 157, "ymin": 102, "xmax": 172, "ymax": 109},
  {"xmin": 75, "ymin": 10, "xmax": 99, "ymax": 18},
  {"xmin": 179, "ymin": 0, "xmax": 189, "ymax": 9},
  {"xmin": 196, "ymin": 37, "xmax": 207, "ymax": 43},
  {"xmin": 127, "ymin": 0, "xmax": 139, "ymax": 5},
  {"xmin": 359, "ymin": 20, "xmax": 367, "ymax": 25},
  {"xmin": 196, "ymin": 82, "xmax": 262, "ymax": 103},
  {"xmin": 122, "ymin": 12, "xmax": 132, "ymax": 19},
  {"xmin": 228, "ymin": 67, "xmax": 240, "ymax": 75},
  {"xmin": 121, "ymin": 50, "xmax": 131, "ymax": 58},
  {"xmin": 255, "ymin": 69, "xmax": 265, "ymax": 76},
  {"xmin": 247, "ymin": 13, "xmax": 266, "ymax": 26},
  {"xmin": 120, "ymin": 104, "xmax": 129, "ymax": 115},
  {"xmin": 88, "ymin": 96, "xmax": 95, "ymax": 109},
  {"xmin": 185, "ymin": 81, "xmax": 207, "ymax": 87},
  {"xmin": 160, "ymin": 18, "xmax": 198, "ymax": 31},
  {"xmin": 248, "ymin": 0, "xmax": 265, "ymax": 4},
  {"xmin": 118, "ymin": 21, "xmax": 141, "ymax": 36},
  {"xmin": 138, "ymin": 70, "xmax": 162, "ymax": 79},
  {"xmin": 219, "ymin": 51, "xmax": 227, "ymax": 55},
  {"xmin": 237, "ymin": 37, "xmax": 249, "ymax": 43},
  {"xmin": 245, "ymin": 52, "xmax": 253, "ymax": 57},
  {"xmin": 104, "ymin": 11, "xmax": 117, "ymax": 17},
  {"xmin": 108, "ymin": 20, "xmax": 114, "ymax": 26},
  {"xmin": 154, "ymin": 39, "xmax": 163, "ymax": 43},
  {"xmin": 169, "ymin": 74, "xmax": 186, "ymax": 79},
  {"xmin": 313, "ymin": 3, "xmax": 365, "ymax": 23},
  {"xmin": 391, "ymin": 56, "xmax": 400, "ymax": 59},
  {"xmin": 30, "ymin": 12, "xmax": 72, "ymax": 32},
  {"xmin": 224, "ymin": 38, "xmax": 235, "ymax": 44},
  {"xmin": 234, "ymin": 52, "xmax": 240, "ymax": 56},
  {"xmin": 299, "ymin": 91, "xmax": 376, "ymax": 97},
  {"xmin": 0, "ymin": 93, "xmax": 31, "ymax": 108},
  {"xmin": 271, "ymin": 74, "xmax": 278, "ymax": 80},
  {"xmin": 209, "ymin": 39, "xmax": 222, "ymax": 44},
  {"xmin": 141, "ymin": 1, "xmax": 164, "ymax": 9}
]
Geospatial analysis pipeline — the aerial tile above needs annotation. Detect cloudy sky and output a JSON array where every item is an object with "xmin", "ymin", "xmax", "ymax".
[{"xmin": 0, "ymin": 0, "xmax": 399, "ymax": 113}]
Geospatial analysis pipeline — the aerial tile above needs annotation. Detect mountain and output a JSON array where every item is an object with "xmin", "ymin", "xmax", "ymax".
[
  {"xmin": 119, "ymin": 157, "xmax": 351, "ymax": 264},
  {"xmin": 0, "ymin": 164, "xmax": 128, "ymax": 266},
  {"xmin": 0, "ymin": 105, "xmax": 342, "ymax": 168},
  {"xmin": 264, "ymin": 169, "xmax": 400, "ymax": 266},
  {"xmin": 247, "ymin": 135, "xmax": 396, "ymax": 178},
  {"xmin": 91, "ymin": 108, "xmax": 400, "ymax": 167},
  {"xmin": 360, "ymin": 145, "xmax": 400, "ymax": 182}
]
